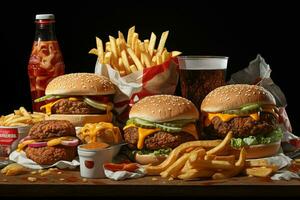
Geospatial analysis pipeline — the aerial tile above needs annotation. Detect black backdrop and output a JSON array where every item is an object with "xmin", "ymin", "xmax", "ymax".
[{"xmin": 0, "ymin": 1, "xmax": 299, "ymax": 134}]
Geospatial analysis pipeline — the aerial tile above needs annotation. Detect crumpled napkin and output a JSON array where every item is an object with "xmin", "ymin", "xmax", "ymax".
[
  {"xmin": 9, "ymin": 150, "xmax": 80, "ymax": 170},
  {"xmin": 104, "ymin": 165, "xmax": 146, "ymax": 181},
  {"xmin": 271, "ymin": 171, "xmax": 300, "ymax": 181}
]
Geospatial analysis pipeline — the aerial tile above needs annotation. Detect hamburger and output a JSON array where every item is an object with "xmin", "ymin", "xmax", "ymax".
[
  {"xmin": 17, "ymin": 120, "xmax": 79, "ymax": 165},
  {"xmin": 201, "ymin": 84, "xmax": 283, "ymax": 158},
  {"xmin": 123, "ymin": 95, "xmax": 199, "ymax": 165},
  {"xmin": 35, "ymin": 73, "xmax": 115, "ymax": 126}
]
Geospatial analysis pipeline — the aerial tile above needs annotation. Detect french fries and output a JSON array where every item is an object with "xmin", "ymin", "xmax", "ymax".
[
  {"xmin": 244, "ymin": 167, "xmax": 274, "ymax": 177},
  {"xmin": 146, "ymin": 140, "xmax": 221, "ymax": 175},
  {"xmin": 0, "ymin": 107, "xmax": 46, "ymax": 126},
  {"xmin": 89, "ymin": 26, "xmax": 182, "ymax": 76},
  {"xmin": 145, "ymin": 132, "xmax": 248, "ymax": 180},
  {"xmin": 244, "ymin": 158, "xmax": 279, "ymax": 177},
  {"xmin": 1, "ymin": 163, "xmax": 29, "ymax": 176}
]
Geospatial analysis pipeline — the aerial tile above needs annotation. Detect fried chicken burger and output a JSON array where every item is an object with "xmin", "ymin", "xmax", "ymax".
[
  {"xmin": 17, "ymin": 120, "xmax": 79, "ymax": 165},
  {"xmin": 201, "ymin": 84, "xmax": 283, "ymax": 158}
]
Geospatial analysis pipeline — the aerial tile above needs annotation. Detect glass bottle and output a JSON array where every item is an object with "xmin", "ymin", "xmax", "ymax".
[{"xmin": 27, "ymin": 14, "xmax": 65, "ymax": 111}]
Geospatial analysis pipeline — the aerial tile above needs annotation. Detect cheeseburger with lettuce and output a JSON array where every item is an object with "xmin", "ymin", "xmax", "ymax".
[
  {"xmin": 201, "ymin": 84, "xmax": 282, "ymax": 158},
  {"xmin": 123, "ymin": 95, "xmax": 199, "ymax": 165},
  {"xmin": 35, "ymin": 73, "xmax": 115, "ymax": 126}
]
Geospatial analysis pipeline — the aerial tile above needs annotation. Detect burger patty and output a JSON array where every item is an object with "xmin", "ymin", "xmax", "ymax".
[
  {"xmin": 123, "ymin": 127, "xmax": 196, "ymax": 150},
  {"xmin": 29, "ymin": 120, "xmax": 76, "ymax": 139},
  {"xmin": 51, "ymin": 99, "xmax": 104, "ymax": 114},
  {"xmin": 203, "ymin": 112, "xmax": 277, "ymax": 139},
  {"xmin": 25, "ymin": 146, "xmax": 77, "ymax": 165}
]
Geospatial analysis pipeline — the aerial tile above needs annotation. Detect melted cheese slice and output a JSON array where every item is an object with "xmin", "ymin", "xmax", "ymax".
[
  {"xmin": 123, "ymin": 123, "xmax": 199, "ymax": 149},
  {"xmin": 80, "ymin": 122, "xmax": 121, "ymax": 144},
  {"xmin": 204, "ymin": 112, "xmax": 260, "ymax": 127},
  {"xmin": 203, "ymin": 105, "xmax": 278, "ymax": 127},
  {"xmin": 17, "ymin": 140, "xmax": 35, "ymax": 152},
  {"xmin": 40, "ymin": 97, "xmax": 79, "ymax": 115}
]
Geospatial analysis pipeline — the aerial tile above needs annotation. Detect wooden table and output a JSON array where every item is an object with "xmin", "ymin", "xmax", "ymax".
[{"xmin": 1, "ymin": 168, "xmax": 300, "ymax": 197}]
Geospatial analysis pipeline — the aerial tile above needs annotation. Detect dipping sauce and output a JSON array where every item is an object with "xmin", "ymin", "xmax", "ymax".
[{"xmin": 80, "ymin": 142, "xmax": 110, "ymax": 150}]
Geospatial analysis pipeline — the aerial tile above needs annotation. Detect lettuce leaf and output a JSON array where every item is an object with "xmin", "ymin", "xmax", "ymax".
[{"xmin": 230, "ymin": 127, "xmax": 283, "ymax": 148}]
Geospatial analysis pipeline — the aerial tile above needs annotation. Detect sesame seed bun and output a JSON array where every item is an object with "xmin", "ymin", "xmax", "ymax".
[
  {"xmin": 201, "ymin": 84, "xmax": 276, "ymax": 112},
  {"xmin": 129, "ymin": 95, "xmax": 199, "ymax": 122},
  {"xmin": 45, "ymin": 73, "xmax": 115, "ymax": 96}
]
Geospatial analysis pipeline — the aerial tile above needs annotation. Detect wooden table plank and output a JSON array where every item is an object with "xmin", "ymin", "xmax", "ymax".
[{"xmin": 1, "ymin": 169, "xmax": 300, "ymax": 197}]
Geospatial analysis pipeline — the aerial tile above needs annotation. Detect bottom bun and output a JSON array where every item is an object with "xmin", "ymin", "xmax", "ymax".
[
  {"xmin": 46, "ymin": 113, "xmax": 112, "ymax": 127},
  {"xmin": 135, "ymin": 153, "xmax": 168, "ymax": 165},
  {"xmin": 231, "ymin": 141, "xmax": 281, "ymax": 159}
]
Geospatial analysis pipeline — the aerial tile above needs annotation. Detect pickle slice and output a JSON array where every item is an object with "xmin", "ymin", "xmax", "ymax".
[
  {"xmin": 132, "ymin": 118, "xmax": 156, "ymax": 128},
  {"xmin": 155, "ymin": 124, "xmax": 182, "ymax": 133},
  {"xmin": 83, "ymin": 97, "xmax": 108, "ymax": 111},
  {"xmin": 34, "ymin": 95, "xmax": 63, "ymax": 103},
  {"xmin": 240, "ymin": 104, "xmax": 260, "ymax": 112},
  {"xmin": 223, "ymin": 104, "xmax": 262, "ymax": 115},
  {"xmin": 162, "ymin": 119, "xmax": 195, "ymax": 127}
]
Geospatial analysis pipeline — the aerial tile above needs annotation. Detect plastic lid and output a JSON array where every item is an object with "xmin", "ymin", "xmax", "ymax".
[{"xmin": 35, "ymin": 14, "xmax": 55, "ymax": 20}]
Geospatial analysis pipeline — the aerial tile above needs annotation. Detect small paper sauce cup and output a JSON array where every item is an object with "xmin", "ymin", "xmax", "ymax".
[{"xmin": 77, "ymin": 143, "xmax": 123, "ymax": 178}]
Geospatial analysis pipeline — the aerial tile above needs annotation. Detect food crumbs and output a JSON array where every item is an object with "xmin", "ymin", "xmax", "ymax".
[
  {"xmin": 30, "ymin": 171, "xmax": 37, "ymax": 175},
  {"xmin": 40, "ymin": 171, "xmax": 51, "ymax": 176},
  {"xmin": 49, "ymin": 168, "xmax": 58, "ymax": 171},
  {"xmin": 59, "ymin": 178, "xmax": 65, "ymax": 181},
  {"xmin": 1, "ymin": 179, "xmax": 8, "ymax": 182},
  {"xmin": 168, "ymin": 177, "xmax": 174, "ymax": 181},
  {"xmin": 27, "ymin": 177, "xmax": 37, "ymax": 182},
  {"xmin": 152, "ymin": 178, "xmax": 158, "ymax": 181},
  {"xmin": 57, "ymin": 171, "xmax": 62, "ymax": 175},
  {"xmin": 82, "ymin": 178, "xmax": 88, "ymax": 182}
]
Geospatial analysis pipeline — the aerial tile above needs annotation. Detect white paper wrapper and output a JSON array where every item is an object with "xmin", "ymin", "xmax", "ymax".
[
  {"xmin": 95, "ymin": 58, "xmax": 179, "ymax": 123},
  {"xmin": 104, "ymin": 166, "xmax": 146, "ymax": 181},
  {"xmin": 9, "ymin": 150, "xmax": 80, "ymax": 170},
  {"xmin": 271, "ymin": 170, "xmax": 300, "ymax": 181}
]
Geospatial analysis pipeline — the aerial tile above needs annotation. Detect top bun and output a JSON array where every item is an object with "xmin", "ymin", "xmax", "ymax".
[
  {"xmin": 45, "ymin": 73, "xmax": 115, "ymax": 96},
  {"xmin": 129, "ymin": 95, "xmax": 199, "ymax": 122},
  {"xmin": 201, "ymin": 84, "xmax": 276, "ymax": 112}
]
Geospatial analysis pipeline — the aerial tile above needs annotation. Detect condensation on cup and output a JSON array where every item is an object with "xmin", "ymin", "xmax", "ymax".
[{"xmin": 178, "ymin": 56, "xmax": 228, "ymax": 109}]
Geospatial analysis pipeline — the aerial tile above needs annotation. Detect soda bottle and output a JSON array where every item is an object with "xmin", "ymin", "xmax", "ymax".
[{"xmin": 27, "ymin": 14, "xmax": 65, "ymax": 111}]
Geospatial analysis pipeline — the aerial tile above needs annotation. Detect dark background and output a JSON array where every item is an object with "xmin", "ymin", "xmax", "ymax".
[{"xmin": 0, "ymin": 1, "xmax": 299, "ymax": 134}]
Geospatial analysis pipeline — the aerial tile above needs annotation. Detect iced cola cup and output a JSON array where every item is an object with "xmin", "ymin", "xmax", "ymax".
[{"xmin": 178, "ymin": 56, "xmax": 228, "ymax": 109}]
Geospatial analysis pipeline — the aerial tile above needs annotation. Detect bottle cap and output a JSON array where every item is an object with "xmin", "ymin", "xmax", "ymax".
[{"xmin": 35, "ymin": 14, "xmax": 55, "ymax": 20}]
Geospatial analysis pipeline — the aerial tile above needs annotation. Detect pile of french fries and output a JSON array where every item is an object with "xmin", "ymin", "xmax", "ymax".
[
  {"xmin": 0, "ymin": 107, "xmax": 46, "ymax": 127},
  {"xmin": 146, "ymin": 132, "xmax": 279, "ymax": 180},
  {"xmin": 89, "ymin": 26, "xmax": 182, "ymax": 76}
]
